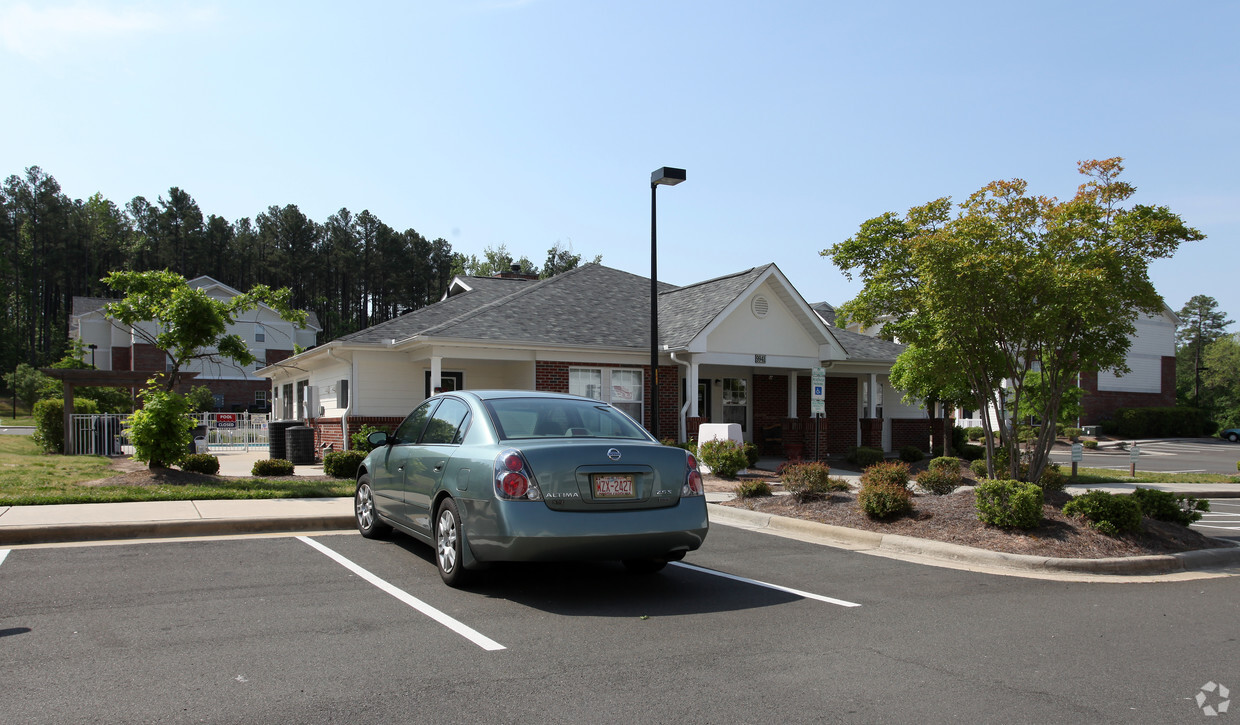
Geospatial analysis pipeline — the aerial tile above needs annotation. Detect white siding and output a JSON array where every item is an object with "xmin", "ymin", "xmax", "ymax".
[
  {"xmin": 706, "ymin": 283, "xmax": 820, "ymax": 358},
  {"xmin": 1098, "ymin": 311, "xmax": 1173, "ymax": 393}
]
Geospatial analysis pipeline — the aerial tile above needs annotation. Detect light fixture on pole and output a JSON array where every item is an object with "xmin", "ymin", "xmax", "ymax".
[{"xmin": 650, "ymin": 166, "xmax": 686, "ymax": 440}]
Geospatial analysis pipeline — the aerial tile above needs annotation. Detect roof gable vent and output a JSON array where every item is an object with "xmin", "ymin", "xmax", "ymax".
[{"xmin": 751, "ymin": 295, "xmax": 769, "ymax": 319}]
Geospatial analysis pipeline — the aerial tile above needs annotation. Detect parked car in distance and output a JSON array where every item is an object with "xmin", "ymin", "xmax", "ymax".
[
  {"xmin": 354, "ymin": 390, "xmax": 709, "ymax": 586},
  {"xmin": 1222, "ymin": 428, "xmax": 1240, "ymax": 443}
]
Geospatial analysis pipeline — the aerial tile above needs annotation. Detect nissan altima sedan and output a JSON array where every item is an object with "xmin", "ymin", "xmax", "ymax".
[{"xmin": 354, "ymin": 390, "xmax": 709, "ymax": 586}]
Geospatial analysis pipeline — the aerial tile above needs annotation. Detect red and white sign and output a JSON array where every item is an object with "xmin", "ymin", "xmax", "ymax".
[{"xmin": 215, "ymin": 413, "xmax": 237, "ymax": 429}]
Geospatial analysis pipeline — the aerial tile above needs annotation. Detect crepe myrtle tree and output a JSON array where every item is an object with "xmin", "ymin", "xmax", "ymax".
[
  {"xmin": 824, "ymin": 159, "xmax": 1202, "ymax": 483},
  {"xmin": 103, "ymin": 270, "xmax": 307, "ymax": 468}
]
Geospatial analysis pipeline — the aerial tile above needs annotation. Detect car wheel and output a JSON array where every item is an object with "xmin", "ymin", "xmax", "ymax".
[
  {"xmin": 1229, "ymin": 433, "xmax": 1239, "ymax": 443},
  {"xmin": 622, "ymin": 558, "xmax": 668, "ymax": 574},
  {"xmin": 435, "ymin": 498, "xmax": 470, "ymax": 587},
  {"xmin": 355, "ymin": 475, "xmax": 391, "ymax": 539}
]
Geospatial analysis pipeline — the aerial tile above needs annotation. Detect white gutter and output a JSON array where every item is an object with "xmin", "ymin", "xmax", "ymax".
[
  {"xmin": 671, "ymin": 352, "xmax": 692, "ymax": 443},
  {"xmin": 327, "ymin": 345, "xmax": 352, "ymax": 451}
]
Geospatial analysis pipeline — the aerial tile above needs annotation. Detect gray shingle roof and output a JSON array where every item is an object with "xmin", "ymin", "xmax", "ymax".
[
  {"xmin": 658, "ymin": 265, "xmax": 771, "ymax": 349},
  {"xmin": 825, "ymin": 326, "xmax": 905, "ymax": 362}
]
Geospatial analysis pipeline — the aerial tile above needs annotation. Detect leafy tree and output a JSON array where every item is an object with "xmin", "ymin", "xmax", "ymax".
[
  {"xmin": 1201, "ymin": 334, "xmax": 1240, "ymax": 429},
  {"xmin": 102, "ymin": 271, "xmax": 306, "ymax": 468},
  {"xmin": 186, "ymin": 385, "xmax": 217, "ymax": 413},
  {"xmin": 824, "ymin": 158, "xmax": 1202, "ymax": 483},
  {"xmin": 1176, "ymin": 295, "xmax": 1233, "ymax": 409},
  {"xmin": 3, "ymin": 363, "xmax": 48, "ymax": 411},
  {"xmin": 36, "ymin": 339, "xmax": 133, "ymax": 413}
]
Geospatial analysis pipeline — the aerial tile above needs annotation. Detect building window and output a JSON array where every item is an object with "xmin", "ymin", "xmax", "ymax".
[
  {"xmin": 570, "ymin": 367, "xmax": 643, "ymax": 424},
  {"xmin": 722, "ymin": 377, "xmax": 747, "ymax": 432},
  {"xmin": 255, "ymin": 325, "xmax": 265, "ymax": 343},
  {"xmin": 255, "ymin": 390, "xmax": 267, "ymax": 405}
]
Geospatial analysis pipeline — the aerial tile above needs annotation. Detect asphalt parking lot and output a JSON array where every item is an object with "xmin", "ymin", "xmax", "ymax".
[
  {"xmin": 1049, "ymin": 437, "xmax": 1240, "ymax": 475},
  {"xmin": 3, "ymin": 524, "xmax": 1238, "ymax": 724}
]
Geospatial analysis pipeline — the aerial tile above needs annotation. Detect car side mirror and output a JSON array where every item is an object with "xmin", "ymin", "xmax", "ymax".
[{"xmin": 367, "ymin": 430, "xmax": 392, "ymax": 447}]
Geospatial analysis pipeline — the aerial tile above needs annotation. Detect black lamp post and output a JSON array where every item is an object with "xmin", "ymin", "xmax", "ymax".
[
  {"xmin": 650, "ymin": 166, "xmax": 686, "ymax": 440},
  {"xmin": 88, "ymin": 343, "xmax": 98, "ymax": 368}
]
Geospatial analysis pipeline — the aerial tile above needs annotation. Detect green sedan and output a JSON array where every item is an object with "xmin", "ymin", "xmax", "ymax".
[{"xmin": 354, "ymin": 390, "xmax": 709, "ymax": 587}]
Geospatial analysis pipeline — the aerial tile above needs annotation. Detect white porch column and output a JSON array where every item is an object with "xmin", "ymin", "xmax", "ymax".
[
  {"xmin": 868, "ymin": 372, "xmax": 878, "ymax": 417},
  {"xmin": 687, "ymin": 360, "xmax": 700, "ymax": 417},
  {"xmin": 430, "ymin": 356, "xmax": 443, "ymax": 396},
  {"xmin": 788, "ymin": 373, "xmax": 798, "ymax": 418}
]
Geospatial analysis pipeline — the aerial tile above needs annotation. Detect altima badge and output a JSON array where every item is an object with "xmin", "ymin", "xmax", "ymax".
[{"xmin": 607, "ymin": 448, "xmax": 621, "ymax": 461}]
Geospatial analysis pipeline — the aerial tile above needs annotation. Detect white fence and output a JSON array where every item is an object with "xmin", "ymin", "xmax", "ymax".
[{"xmin": 69, "ymin": 412, "xmax": 270, "ymax": 456}]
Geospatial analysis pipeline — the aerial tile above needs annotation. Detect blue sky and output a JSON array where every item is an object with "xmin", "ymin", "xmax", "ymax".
[{"xmin": 3, "ymin": 0, "xmax": 1237, "ymax": 327}]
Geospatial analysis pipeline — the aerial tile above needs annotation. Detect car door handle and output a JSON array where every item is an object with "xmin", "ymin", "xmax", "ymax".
[{"xmin": 433, "ymin": 460, "xmax": 446, "ymax": 473}]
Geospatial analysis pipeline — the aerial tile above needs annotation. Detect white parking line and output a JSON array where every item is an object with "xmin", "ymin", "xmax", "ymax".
[
  {"xmin": 298, "ymin": 537, "xmax": 505, "ymax": 651},
  {"xmin": 671, "ymin": 561, "xmax": 861, "ymax": 608},
  {"xmin": 0, "ymin": 549, "xmax": 8, "ymax": 567}
]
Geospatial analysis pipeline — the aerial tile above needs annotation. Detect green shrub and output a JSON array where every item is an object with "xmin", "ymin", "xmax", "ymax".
[
  {"xmin": 898, "ymin": 445, "xmax": 924, "ymax": 463},
  {"xmin": 351, "ymin": 424, "xmax": 389, "ymax": 453},
  {"xmin": 1115, "ymin": 406, "xmax": 1209, "ymax": 438},
  {"xmin": 32, "ymin": 398, "xmax": 99, "ymax": 453},
  {"xmin": 846, "ymin": 446, "xmax": 885, "ymax": 468},
  {"xmin": 1063, "ymin": 427, "xmax": 1083, "ymax": 441},
  {"xmin": 966, "ymin": 426, "xmax": 984, "ymax": 441},
  {"xmin": 782, "ymin": 462, "xmax": 848, "ymax": 503},
  {"xmin": 127, "ymin": 390, "xmax": 193, "ymax": 468},
  {"xmin": 323, "ymin": 449, "xmax": 367, "ymax": 479},
  {"xmin": 970, "ymin": 458, "xmax": 990, "ymax": 478},
  {"xmin": 917, "ymin": 466, "xmax": 962, "ymax": 495},
  {"xmin": 699, "ymin": 439, "xmax": 748, "ymax": 479},
  {"xmin": 1038, "ymin": 463, "xmax": 1066, "ymax": 492},
  {"xmin": 743, "ymin": 442, "xmax": 760, "ymax": 468},
  {"xmin": 1062, "ymin": 490, "xmax": 1142, "ymax": 536},
  {"xmin": 1128, "ymin": 487, "xmax": 1209, "ymax": 526},
  {"xmin": 929, "ymin": 456, "xmax": 958, "ymax": 472},
  {"xmin": 663, "ymin": 439, "xmax": 698, "ymax": 455},
  {"xmin": 1083, "ymin": 440, "xmax": 1099, "ymax": 450},
  {"xmin": 733, "ymin": 480, "xmax": 771, "ymax": 498},
  {"xmin": 252, "ymin": 458, "xmax": 295, "ymax": 476},
  {"xmin": 858, "ymin": 480, "xmax": 913, "ymax": 519},
  {"xmin": 974, "ymin": 479, "xmax": 1044, "ymax": 529},
  {"xmin": 180, "ymin": 453, "xmax": 220, "ymax": 475},
  {"xmin": 958, "ymin": 443, "xmax": 985, "ymax": 461},
  {"xmin": 861, "ymin": 460, "xmax": 911, "ymax": 489}
]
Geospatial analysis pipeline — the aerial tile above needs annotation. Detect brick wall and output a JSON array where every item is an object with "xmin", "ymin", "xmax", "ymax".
[
  {"xmin": 306, "ymin": 416, "xmax": 404, "ymax": 458},
  {"xmin": 132, "ymin": 343, "xmax": 166, "ymax": 371},
  {"xmin": 825, "ymin": 378, "xmax": 857, "ymax": 454},
  {"xmin": 113, "ymin": 346, "xmax": 131, "ymax": 371},
  {"xmin": 754, "ymin": 375, "xmax": 789, "ymax": 454},
  {"xmin": 860, "ymin": 418, "xmax": 882, "ymax": 448},
  {"xmin": 1079, "ymin": 357, "xmax": 1177, "ymax": 425},
  {"xmin": 891, "ymin": 418, "xmax": 931, "ymax": 451}
]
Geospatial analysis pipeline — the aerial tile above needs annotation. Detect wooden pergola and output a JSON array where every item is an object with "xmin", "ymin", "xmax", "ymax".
[{"xmin": 41, "ymin": 369, "xmax": 198, "ymax": 455}]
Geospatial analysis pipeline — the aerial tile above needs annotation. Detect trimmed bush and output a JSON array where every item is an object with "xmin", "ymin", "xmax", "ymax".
[
  {"xmin": 1129, "ymin": 487, "xmax": 1209, "ymax": 526},
  {"xmin": 974, "ymin": 479, "xmax": 1044, "ymax": 529},
  {"xmin": 782, "ymin": 462, "xmax": 848, "ymax": 503},
  {"xmin": 898, "ymin": 445, "xmax": 924, "ymax": 463},
  {"xmin": 929, "ymin": 456, "xmax": 959, "ymax": 472},
  {"xmin": 958, "ymin": 443, "xmax": 985, "ymax": 461},
  {"xmin": 32, "ymin": 397, "xmax": 100, "ymax": 453},
  {"xmin": 733, "ymin": 480, "xmax": 772, "ymax": 498},
  {"xmin": 1062, "ymin": 490, "xmax": 1142, "ymax": 536},
  {"xmin": 1063, "ymin": 427, "xmax": 1083, "ymax": 441},
  {"xmin": 861, "ymin": 460, "xmax": 911, "ymax": 489},
  {"xmin": 1083, "ymin": 440, "xmax": 1099, "ymax": 450},
  {"xmin": 970, "ymin": 458, "xmax": 990, "ymax": 478},
  {"xmin": 966, "ymin": 426, "xmax": 984, "ymax": 441},
  {"xmin": 323, "ymin": 449, "xmax": 367, "ymax": 479},
  {"xmin": 858, "ymin": 480, "xmax": 913, "ymax": 518},
  {"xmin": 846, "ymin": 446, "xmax": 885, "ymax": 468},
  {"xmin": 180, "ymin": 453, "xmax": 220, "ymax": 475},
  {"xmin": 1115, "ymin": 406, "xmax": 1209, "ymax": 438},
  {"xmin": 699, "ymin": 439, "xmax": 748, "ymax": 479},
  {"xmin": 743, "ymin": 442, "xmax": 760, "ymax": 468},
  {"xmin": 917, "ymin": 466, "xmax": 962, "ymax": 495},
  {"xmin": 252, "ymin": 458, "xmax": 295, "ymax": 477},
  {"xmin": 1038, "ymin": 463, "xmax": 1067, "ymax": 492}
]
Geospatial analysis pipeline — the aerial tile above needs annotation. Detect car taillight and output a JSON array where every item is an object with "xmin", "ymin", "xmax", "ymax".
[
  {"xmin": 494, "ymin": 448, "xmax": 542, "ymax": 501},
  {"xmin": 682, "ymin": 453, "xmax": 703, "ymax": 497}
]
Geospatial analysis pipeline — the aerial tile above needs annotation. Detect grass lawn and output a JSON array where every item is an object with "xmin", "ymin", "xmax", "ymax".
[
  {"xmin": 0, "ymin": 436, "xmax": 353, "ymax": 506},
  {"xmin": 1068, "ymin": 467, "xmax": 1240, "ymax": 485}
]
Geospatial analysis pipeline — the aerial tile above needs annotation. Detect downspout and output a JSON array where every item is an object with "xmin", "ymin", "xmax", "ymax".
[
  {"xmin": 671, "ymin": 352, "xmax": 692, "ymax": 443},
  {"xmin": 327, "ymin": 345, "xmax": 352, "ymax": 451}
]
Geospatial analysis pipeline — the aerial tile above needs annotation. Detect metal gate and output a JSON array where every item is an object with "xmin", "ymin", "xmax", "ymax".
[{"xmin": 69, "ymin": 413, "xmax": 270, "ymax": 456}]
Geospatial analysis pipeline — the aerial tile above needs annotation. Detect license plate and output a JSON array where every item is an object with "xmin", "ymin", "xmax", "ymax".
[{"xmin": 593, "ymin": 474, "xmax": 635, "ymax": 498}]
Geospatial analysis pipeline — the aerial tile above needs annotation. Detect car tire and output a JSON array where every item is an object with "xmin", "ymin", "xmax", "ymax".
[
  {"xmin": 435, "ymin": 498, "xmax": 470, "ymax": 587},
  {"xmin": 355, "ymin": 475, "xmax": 391, "ymax": 539},
  {"xmin": 622, "ymin": 558, "xmax": 668, "ymax": 574},
  {"xmin": 1229, "ymin": 433, "xmax": 1239, "ymax": 443}
]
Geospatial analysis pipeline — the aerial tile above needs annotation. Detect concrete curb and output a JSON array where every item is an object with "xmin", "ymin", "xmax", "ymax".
[
  {"xmin": 0, "ymin": 515, "xmax": 355, "ymax": 546},
  {"xmin": 707, "ymin": 503, "xmax": 1240, "ymax": 576}
]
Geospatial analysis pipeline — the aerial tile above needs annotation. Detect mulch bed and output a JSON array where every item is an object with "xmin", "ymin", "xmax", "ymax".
[{"xmin": 707, "ymin": 461, "xmax": 1230, "ymax": 559}]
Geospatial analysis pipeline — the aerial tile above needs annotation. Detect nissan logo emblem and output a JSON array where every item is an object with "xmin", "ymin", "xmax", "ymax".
[{"xmin": 607, "ymin": 448, "xmax": 621, "ymax": 461}]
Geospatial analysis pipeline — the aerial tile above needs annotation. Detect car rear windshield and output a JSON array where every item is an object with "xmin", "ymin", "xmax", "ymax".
[{"xmin": 484, "ymin": 397, "xmax": 652, "ymax": 441}]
